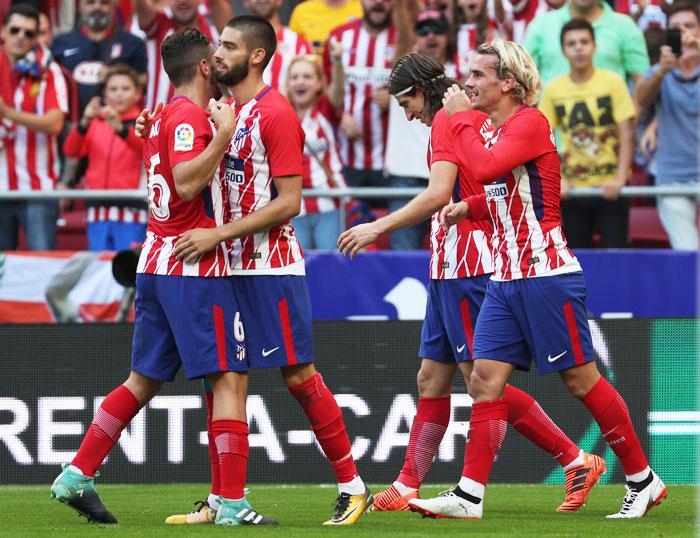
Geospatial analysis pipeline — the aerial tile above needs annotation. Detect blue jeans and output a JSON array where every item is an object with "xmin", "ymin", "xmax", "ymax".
[
  {"xmin": 0, "ymin": 200, "xmax": 58, "ymax": 250},
  {"xmin": 388, "ymin": 175, "xmax": 429, "ymax": 250},
  {"xmin": 87, "ymin": 220, "xmax": 147, "ymax": 251},
  {"xmin": 292, "ymin": 210, "xmax": 341, "ymax": 251}
]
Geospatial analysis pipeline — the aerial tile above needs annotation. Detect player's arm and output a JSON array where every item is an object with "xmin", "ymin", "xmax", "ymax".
[
  {"xmin": 0, "ymin": 99, "xmax": 65, "ymax": 136},
  {"xmin": 338, "ymin": 160, "xmax": 457, "ymax": 258},
  {"xmin": 173, "ymin": 175, "xmax": 302, "ymax": 262},
  {"xmin": 171, "ymin": 101, "xmax": 236, "ymax": 201}
]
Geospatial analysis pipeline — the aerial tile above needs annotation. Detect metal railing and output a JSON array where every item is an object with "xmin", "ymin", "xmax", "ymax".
[{"xmin": 1, "ymin": 185, "xmax": 698, "ymax": 232}]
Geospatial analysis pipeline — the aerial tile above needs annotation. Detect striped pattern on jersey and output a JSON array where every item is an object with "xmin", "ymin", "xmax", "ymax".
[
  {"xmin": 454, "ymin": 21, "xmax": 505, "ymax": 79},
  {"xmin": 225, "ymin": 87, "xmax": 304, "ymax": 274},
  {"xmin": 263, "ymin": 26, "xmax": 313, "ymax": 94},
  {"xmin": 87, "ymin": 206, "xmax": 149, "ymax": 224},
  {"xmin": 506, "ymin": 0, "xmax": 552, "ymax": 43},
  {"xmin": 325, "ymin": 20, "xmax": 397, "ymax": 171},
  {"xmin": 482, "ymin": 114, "xmax": 581, "ymax": 281},
  {"xmin": 427, "ymin": 111, "xmax": 493, "ymax": 280},
  {"xmin": 142, "ymin": 12, "xmax": 218, "ymax": 111},
  {"xmin": 299, "ymin": 99, "xmax": 346, "ymax": 216},
  {"xmin": 0, "ymin": 52, "xmax": 68, "ymax": 191}
]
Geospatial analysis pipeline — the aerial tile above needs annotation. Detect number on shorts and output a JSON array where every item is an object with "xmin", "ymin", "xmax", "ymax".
[{"xmin": 234, "ymin": 311, "xmax": 245, "ymax": 342}]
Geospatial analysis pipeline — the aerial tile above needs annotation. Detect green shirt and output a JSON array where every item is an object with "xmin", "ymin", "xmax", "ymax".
[{"xmin": 524, "ymin": 1, "xmax": 650, "ymax": 84}]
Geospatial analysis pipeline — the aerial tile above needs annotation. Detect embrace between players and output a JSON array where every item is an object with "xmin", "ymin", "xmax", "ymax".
[{"xmin": 50, "ymin": 14, "xmax": 666, "ymax": 528}]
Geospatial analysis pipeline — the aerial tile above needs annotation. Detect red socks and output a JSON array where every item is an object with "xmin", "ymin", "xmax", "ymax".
[
  {"xmin": 581, "ymin": 377, "xmax": 648, "ymax": 475},
  {"xmin": 461, "ymin": 398, "xmax": 508, "ymax": 484},
  {"xmin": 211, "ymin": 419, "xmax": 248, "ymax": 499},
  {"xmin": 204, "ymin": 391, "xmax": 221, "ymax": 496},
  {"xmin": 288, "ymin": 373, "xmax": 358, "ymax": 483},
  {"xmin": 72, "ymin": 385, "xmax": 140, "ymax": 477},
  {"xmin": 504, "ymin": 385, "xmax": 579, "ymax": 467},
  {"xmin": 397, "ymin": 396, "xmax": 451, "ymax": 488}
]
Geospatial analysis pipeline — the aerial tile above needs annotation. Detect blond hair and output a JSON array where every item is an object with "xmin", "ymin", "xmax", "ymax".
[
  {"xmin": 285, "ymin": 55, "xmax": 327, "ymax": 101},
  {"xmin": 477, "ymin": 40, "xmax": 541, "ymax": 106}
]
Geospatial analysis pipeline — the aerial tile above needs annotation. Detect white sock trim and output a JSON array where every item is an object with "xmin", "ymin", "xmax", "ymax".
[
  {"xmin": 563, "ymin": 450, "xmax": 585, "ymax": 471},
  {"xmin": 67, "ymin": 464, "xmax": 89, "ymax": 477},
  {"xmin": 393, "ymin": 481, "xmax": 418, "ymax": 495},
  {"xmin": 338, "ymin": 475, "xmax": 365, "ymax": 495},
  {"xmin": 625, "ymin": 466, "xmax": 651, "ymax": 483},
  {"xmin": 207, "ymin": 493, "xmax": 220, "ymax": 510},
  {"xmin": 458, "ymin": 476, "xmax": 485, "ymax": 499}
]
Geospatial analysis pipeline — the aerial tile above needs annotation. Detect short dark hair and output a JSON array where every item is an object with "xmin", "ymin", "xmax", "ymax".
[
  {"xmin": 161, "ymin": 28, "xmax": 211, "ymax": 87},
  {"xmin": 4, "ymin": 3, "xmax": 40, "ymax": 27},
  {"xmin": 103, "ymin": 64, "xmax": 140, "ymax": 88},
  {"xmin": 667, "ymin": 1, "xmax": 700, "ymax": 25},
  {"xmin": 226, "ymin": 15, "xmax": 277, "ymax": 70},
  {"xmin": 560, "ymin": 18, "xmax": 595, "ymax": 48},
  {"xmin": 388, "ymin": 53, "xmax": 461, "ymax": 121}
]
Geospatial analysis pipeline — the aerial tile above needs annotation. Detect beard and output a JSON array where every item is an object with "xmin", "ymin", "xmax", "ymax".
[
  {"xmin": 85, "ymin": 11, "xmax": 111, "ymax": 30},
  {"xmin": 363, "ymin": 9, "xmax": 392, "ymax": 30},
  {"xmin": 214, "ymin": 58, "xmax": 250, "ymax": 87}
]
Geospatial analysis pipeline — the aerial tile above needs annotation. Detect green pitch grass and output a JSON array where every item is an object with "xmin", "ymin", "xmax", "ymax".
[{"xmin": 3, "ymin": 483, "xmax": 696, "ymax": 537}]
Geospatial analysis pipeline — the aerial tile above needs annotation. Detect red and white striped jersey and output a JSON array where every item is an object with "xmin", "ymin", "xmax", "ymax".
[
  {"xmin": 137, "ymin": 96, "xmax": 231, "ymax": 277},
  {"xmin": 504, "ymin": 0, "xmax": 553, "ymax": 43},
  {"xmin": 324, "ymin": 20, "xmax": 397, "ymax": 171},
  {"xmin": 454, "ymin": 21, "xmax": 506, "ymax": 78},
  {"xmin": 264, "ymin": 26, "xmax": 313, "ymax": 94},
  {"xmin": 141, "ymin": 12, "xmax": 218, "ymax": 111},
  {"xmin": 616, "ymin": 0, "xmax": 667, "ymax": 30},
  {"xmin": 450, "ymin": 107, "xmax": 581, "ymax": 281},
  {"xmin": 224, "ymin": 86, "xmax": 306, "ymax": 275},
  {"xmin": 299, "ymin": 96, "xmax": 345, "ymax": 216},
  {"xmin": 427, "ymin": 109, "xmax": 493, "ymax": 280},
  {"xmin": 0, "ymin": 47, "xmax": 68, "ymax": 192},
  {"xmin": 87, "ymin": 206, "xmax": 148, "ymax": 224}
]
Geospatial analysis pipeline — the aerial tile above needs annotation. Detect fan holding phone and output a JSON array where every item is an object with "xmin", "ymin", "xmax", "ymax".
[{"xmin": 634, "ymin": 1, "xmax": 700, "ymax": 251}]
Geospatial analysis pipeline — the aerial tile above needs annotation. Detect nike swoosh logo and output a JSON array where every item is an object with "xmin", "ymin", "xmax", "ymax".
[
  {"xmin": 261, "ymin": 347, "xmax": 279, "ymax": 357},
  {"xmin": 457, "ymin": 344, "xmax": 466, "ymax": 353},
  {"xmin": 547, "ymin": 350, "xmax": 568, "ymax": 363}
]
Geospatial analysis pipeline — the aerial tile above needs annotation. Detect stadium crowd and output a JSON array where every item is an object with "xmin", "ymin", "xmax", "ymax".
[{"xmin": 0, "ymin": 0, "xmax": 698, "ymax": 251}]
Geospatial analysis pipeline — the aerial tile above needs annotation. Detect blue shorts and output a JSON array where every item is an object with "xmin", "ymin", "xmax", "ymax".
[
  {"xmin": 472, "ymin": 272, "xmax": 595, "ymax": 374},
  {"xmin": 131, "ymin": 274, "xmax": 248, "ymax": 381},
  {"xmin": 230, "ymin": 275, "xmax": 315, "ymax": 369},
  {"xmin": 419, "ymin": 275, "xmax": 489, "ymax": 363}
]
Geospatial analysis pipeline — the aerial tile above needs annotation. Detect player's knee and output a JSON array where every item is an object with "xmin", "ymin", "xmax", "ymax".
[
  {"xmin": 416, "ymin": 364, "xmax": 451, "ymax": 398},
  {"xmin": 560, "ymin": 364, "xmax": 601, "ymax": 399},
  {"xmin": 281, "ymin": 362, "xmax": 317, "ymax": 388},
  {"xmin": 467, "ymin": 368, "xmax": 495, "ymax": 402},
  {"xmin": 123, "ymin": 372, "xmax": 162, "ymax": 405}
]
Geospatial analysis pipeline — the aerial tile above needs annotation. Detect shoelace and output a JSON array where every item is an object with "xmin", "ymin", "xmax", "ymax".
[
  {"xmin": 331, "ymin": 493, "xmax": 351, "ymax": 518},
  {"xmin": 617, "ymin": 485, "xmax": 638, "ymax": 514},
  {"xmin": 190, "ymin": 500, "xmax": 209, "ymax": 514}
]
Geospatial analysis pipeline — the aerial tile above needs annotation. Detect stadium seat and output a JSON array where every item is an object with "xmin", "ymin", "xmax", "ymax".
[
  {"xmin": 628, "ymin": 206, "xmax": 670, "ymax": 248},
  {"xmin": 56, "ymin": 208, "xmax": 88, "ymax": 251}
]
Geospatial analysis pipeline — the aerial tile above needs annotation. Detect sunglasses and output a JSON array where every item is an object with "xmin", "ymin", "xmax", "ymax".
[
  {"xmin": 8, "ymin": 26, "xmax": 36, "ymax": 38},
  {"xmin": 416, "ymin": 25, "xmax": 448, "ymax": 36}
]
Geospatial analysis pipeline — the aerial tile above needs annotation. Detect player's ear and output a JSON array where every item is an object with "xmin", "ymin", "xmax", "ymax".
[
  {"xmin": 251, "ymin": 47, "xmax": 266, "ymax": 68},
  {"xmin": 199, "ymin": 58, "xmax": 211, "ymax": 78}
]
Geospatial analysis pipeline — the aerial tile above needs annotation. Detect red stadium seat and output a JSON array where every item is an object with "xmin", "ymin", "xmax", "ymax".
[
  {"xmin": 628, "ymin": 206, "xmax": 670, "ymax": 248},
  {"xmin": 56, "ymin": 208, "xmax": 88, "ymax": 251}
]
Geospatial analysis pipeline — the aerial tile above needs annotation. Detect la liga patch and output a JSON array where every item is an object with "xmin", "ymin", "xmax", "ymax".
[{"xmin": 173, "ymin": 123, "xmax": 194, "ymax": 151}]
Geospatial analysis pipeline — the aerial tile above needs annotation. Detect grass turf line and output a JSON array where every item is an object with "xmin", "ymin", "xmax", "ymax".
[{"xmin": 3, "ymin": 483, "xmax": 696, "ymax": 537}]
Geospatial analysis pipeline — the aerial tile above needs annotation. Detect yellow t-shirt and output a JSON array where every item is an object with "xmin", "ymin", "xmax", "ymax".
[
  {"xmin": 539, "ymin": 68, "xmax": 636, "ymax": 187},
  {"xmin": 289, "ymin": 0, "xmax": 363, "ymax": 55}
]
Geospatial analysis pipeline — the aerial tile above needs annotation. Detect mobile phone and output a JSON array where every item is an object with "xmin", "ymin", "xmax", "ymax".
[{"xmin": 666, "ymin": 28, "xmax": 682, "ymax": 57}]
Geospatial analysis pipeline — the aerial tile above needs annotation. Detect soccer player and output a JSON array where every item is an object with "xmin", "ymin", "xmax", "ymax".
[
  {"xmin": 408, "ymin": 40, "xmax": 665, "ymax": 519},
  {"xmin": 338, "ymin": 52, "xmax": 604, "ymax": 513},
  {"xmin": 170, "ymin": 16, "xmax": 373, "ymax": 526},
  {"xmin": 50, "ymin": 28, "xmax": 277, "ymax": 527}
]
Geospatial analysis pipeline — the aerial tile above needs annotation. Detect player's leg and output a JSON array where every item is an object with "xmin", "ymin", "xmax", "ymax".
[
  {"xmin": 561, "ymin": 361, "xmax": 666, "ymax": 518},
  {"xmin": 375, "ymin": 280, "xmax": 455, "ymax": 511},
  {"xmin": 281, "ymin": 362, "xmax": 373, "ymax": 525}
]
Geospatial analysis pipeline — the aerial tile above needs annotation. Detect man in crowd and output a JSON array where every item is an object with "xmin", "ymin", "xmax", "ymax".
[
  {"xmin": 539, "ymin": 19, "xmax": 636, "ymax": 248},
  {"xmin": 635, "ymin": 1, "xmax": 700, "ymax": 250},
  {"xmin": 290, "ymin": 0, "xmax": 362, "ymax": 54},
  {"xmin": 0, "ymin": 4, "xmax": 68, "ymax": 250}
]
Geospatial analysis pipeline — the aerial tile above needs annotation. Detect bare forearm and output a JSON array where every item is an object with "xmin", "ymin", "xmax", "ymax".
[
  {"xmin": 328, "ymin": 62, "xmax": 345, "ymax": 109},
  {"xmin": 375, "ymin": 180, "xmax": 451, "ymax": 233},
  {"xmin": 214, "ymin": 198, "xmax": 300, "ymax": 242},
  {"xmin": 134, "ymin": 0, "xmax": 155, "ymax": 29},
  {"xmin": 6, "ymin": 109, "xmax": 64, "ymax": 136},
  {"xmin": 615, "ymin": 121, "xmax": 634, "ymax": 181},
  {"xmin": 173, "ymin": 129, "xmax": 233, "ymax": 200},
  {"xmin": 393, "ymin": 0, "xmax": 414, "ymax": 59},
  {"xmin": 209, "ymin": 0, "xmax": 234, "ymax": 33},
  {"xmin": 635, "ymin": 71, "xmax": 663, "ymax": 110}
]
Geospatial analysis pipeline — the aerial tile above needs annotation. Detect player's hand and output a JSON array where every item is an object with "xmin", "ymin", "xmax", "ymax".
[
  {"xmin": 439, "ymin": 200, "xmax": 469, "ymax": 231},
  {"xmin": 135, "ymin": 102, "xmax": 163, "ymax": 140},
  {"xmin": 601, "ymin": 177, "xmax": 625, "ymax": 200},
  {"xmin": 340, "ymin": 112, "xmax": 362, "ymax": 139},
  {"xmin": 442, "ymin": 84, "xmax": 472, "ymax": 116},
  {"xmin": 208, "ymin": 99, "xmax": 237, "ymax": 136},
  {"xmin": 337, "ymin": 222, "xmax": 381, "ymax": 258},
  {"xmin": 560, "ymin": 178, "xmax": 573, "ymax": 200},
  {"xmin": 372, "ymin": 87, "xmax": 390, "ymax": 111},
  {"xmin": 173, "ymin": 228, "xmax": 221, "ymax": 263},
  {"xmin": 658, "ymin": 45, "xmax": 678, "ymax": 74}
]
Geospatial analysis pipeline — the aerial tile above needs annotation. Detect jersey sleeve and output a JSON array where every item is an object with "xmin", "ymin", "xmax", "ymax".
[
  {"xmin": 465, "ymin": 193, "xmax": 489, "ymax": 220},
  {"xmin": 165, "ymin": 104, "xmax": 213, "ymax": 168},
  {"xmin": 261, "ymin": 106, "xmax": 304, "ymax": 178},
  {"xmin": 44, "ymin": 62, "xmax": 70, "ymax": 114},
  {"xmin": 429, "ymin": 111, "xmax": 458, "ymax": 164},
  {"xmin": 610, "ymin": 73, "xmax": 636, "ymax": 123},
  {"xmin": 449, "ymin": 108, "xmax": 554, "ymax": 184}
]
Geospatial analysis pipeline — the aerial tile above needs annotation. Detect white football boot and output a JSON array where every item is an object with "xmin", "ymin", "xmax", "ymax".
[
  {"xmin": 408, "ymin": 489, "xmax": 483, "ymax": 519},
  {"xmin": 606, "ymin": 469, "xmax": 667, "ymax": 518}
]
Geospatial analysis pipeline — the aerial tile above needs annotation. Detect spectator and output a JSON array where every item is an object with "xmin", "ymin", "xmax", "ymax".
[
  {"xmin": 290, "ymin": 0, "xmax": 363, "ymax": 55},
  {"xmin": 615, "ymin": 0, "xmax": 667, "ymax": 31},
  {"xmin": 134, "ymin": 0, "xmax": 232, "ymax": 111},
  {"xmin": 288, "ymin": 49, "xmax": 346, "ymax": 250},
  {"xmin": 37, "ymin": 11, "xmax": 51, "ymax": 46},
  {"xmin": 244, "ymin": 0, "xmax": 314, "ymax": 93},
  {"xmin": 62, "ymin": 64, "xmax": 147, "ymax": 251},
  {"xmin": 52, "ymin": 0, "xmax": 148, "ymax": 115},
  {"xmin": 635, "ymin": 1, "xmax": 700, "ymax": 250},
  {"xmin": 539, "ymin": 19, "xmax": 636, "ymax": 248},
  {"xmin": 385, "ymin": 9, "xmax": 456, "ymax": 249},
  {"xmin": 524, "ymin": 0, "xmax": 650, "ymax": 84},
  {"xmin": 0, "ymin": 4, "xmax": 68, "ymax": 250},
  {"xmin": 503, "ymin": 0, "xmax": 566, "ymax": 44},
  {"xmin": 324, "ymin": 0, "xmax": 397, "ymax": 203},
  {"xmin": 453, "ymin": 0, "xmax": 506, "ymax": 75}
]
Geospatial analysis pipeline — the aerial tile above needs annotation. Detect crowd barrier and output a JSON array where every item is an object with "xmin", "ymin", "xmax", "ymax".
[{"xmin": 1, "ymin": 319, "xmax": 697, "ymax": 485}]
